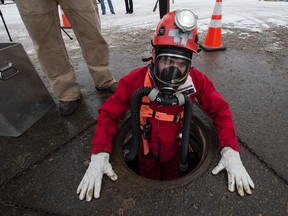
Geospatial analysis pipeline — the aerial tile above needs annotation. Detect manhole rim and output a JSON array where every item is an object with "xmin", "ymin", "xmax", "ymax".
[{"xmin": 112, "ymin": 108, "xmax": 217, "ymax": 189}]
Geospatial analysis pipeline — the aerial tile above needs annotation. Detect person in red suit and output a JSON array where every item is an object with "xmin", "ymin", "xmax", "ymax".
[{"xmin": 77, "ymin": 9, "xmax": 254, "ymax": 201}]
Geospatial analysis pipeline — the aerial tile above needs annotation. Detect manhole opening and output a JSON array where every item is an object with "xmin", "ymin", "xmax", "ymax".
[
  {"xmin": 114, "ymin": 112, "xmax": 216, "ymax": 186},
  {"xmin": 122, "ymin": 126, "xmax": 202, "ymax": 179}
]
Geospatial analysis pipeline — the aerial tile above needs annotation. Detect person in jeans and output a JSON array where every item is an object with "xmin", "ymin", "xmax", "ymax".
[
  {"xmin": 16, "ymin": 0, "xmax": 118, "ymax": 116},
  {"xmin": 100, "ymin": 0, "xmax": 115, "ymax": 15}
]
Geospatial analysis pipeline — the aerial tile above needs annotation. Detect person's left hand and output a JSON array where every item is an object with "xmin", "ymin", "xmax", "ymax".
[{"xmin": 212, "ymin": 147, "xmax": 255, "ymax": 196}]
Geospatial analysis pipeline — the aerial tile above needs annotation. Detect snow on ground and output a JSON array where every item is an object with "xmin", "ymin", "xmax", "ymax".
[{"xmin": 0, "ymin": 0, "xmax": 288, "ymax": 39}]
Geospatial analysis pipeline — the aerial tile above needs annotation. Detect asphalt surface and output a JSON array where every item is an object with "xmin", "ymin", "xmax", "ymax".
[{"xmin": 1, "ymin": 8, "xmax": 288, "ymax": 216}]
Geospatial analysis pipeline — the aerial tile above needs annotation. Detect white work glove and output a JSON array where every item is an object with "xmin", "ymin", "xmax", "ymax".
[
  {"xmin": 212, "ymin": 147, "xmax": 255, "ymax": 196},
  {"xmin": 77, "ymin": 152, "xmax": 118, "ymax": 201}
]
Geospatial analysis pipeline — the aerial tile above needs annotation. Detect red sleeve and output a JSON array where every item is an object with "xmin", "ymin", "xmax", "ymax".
[
  {"xmin": 90, "ymin": 66, "xmax": 147, "ymax": 155},
  {"xmin": 191, "ymin": 68, "xmax": 240, "ymax": 152}
]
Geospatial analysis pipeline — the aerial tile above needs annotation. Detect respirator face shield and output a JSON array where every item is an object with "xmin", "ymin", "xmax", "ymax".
[{"xmin": 154, "ymin": 54, "xmax": 191, "ymax": 93}]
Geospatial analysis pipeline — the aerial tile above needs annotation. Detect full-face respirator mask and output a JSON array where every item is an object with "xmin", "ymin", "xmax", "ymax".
[{"xmin": 151, "ymin": 47, "xmax": 192, "ymax": 98}]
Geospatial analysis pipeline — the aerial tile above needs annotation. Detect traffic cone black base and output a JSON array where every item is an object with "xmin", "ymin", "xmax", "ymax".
[{"xmin": 199, "ymin": 44, "xmax": 226, "ymax": 52}]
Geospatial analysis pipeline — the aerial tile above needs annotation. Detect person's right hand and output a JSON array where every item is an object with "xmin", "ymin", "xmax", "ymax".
[{"xmin": 77, "ymin": 152, "xmax": 118, "ymax": 201}]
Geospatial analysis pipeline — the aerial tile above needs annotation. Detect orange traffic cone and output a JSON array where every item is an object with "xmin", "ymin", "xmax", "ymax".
[
  {"xmin": 200, "ymin": 0, "xmax": 226, "ymax": 51},
  {"xmin": 59, "ymin": 6, "xmax": 71, "ymax": 28}
]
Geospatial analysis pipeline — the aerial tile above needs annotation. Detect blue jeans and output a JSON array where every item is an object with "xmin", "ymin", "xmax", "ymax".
[{"xmin": 100, "ymin": 0, "xmax": 114, "ymax": 13}]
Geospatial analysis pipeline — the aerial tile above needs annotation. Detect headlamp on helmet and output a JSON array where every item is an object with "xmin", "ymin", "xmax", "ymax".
[{"xmin": 174, "ymin": 9, "xmax": 198, "ymax": 32}]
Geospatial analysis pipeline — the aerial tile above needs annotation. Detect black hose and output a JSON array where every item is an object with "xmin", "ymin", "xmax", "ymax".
[
  {"xmin": 124, "ymin": 87, "xmax": 152, "ymax": 161},
  {"xmin": 180, "ymin": 95, "xmax": 193, "ymax": 171}
]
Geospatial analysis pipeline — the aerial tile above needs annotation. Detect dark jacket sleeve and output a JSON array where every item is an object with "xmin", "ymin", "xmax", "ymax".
[{"xmin": 192, "ymin": 68, "xmax": 240, "ymax": 152}]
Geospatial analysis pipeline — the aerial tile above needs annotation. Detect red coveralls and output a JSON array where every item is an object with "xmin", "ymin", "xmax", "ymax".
[{"xmin": 91, "ymin": 66, "xmax": 240, "ymax": 180}]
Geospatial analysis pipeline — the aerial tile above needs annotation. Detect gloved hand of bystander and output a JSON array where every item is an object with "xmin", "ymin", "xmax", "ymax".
[
  {"xmin": 212, "ymin": 147, "xmax": 255, "ymax": 196},
  {"xmin": 77, "ymin": 152, "xmax": 118, "ymax": 201}
]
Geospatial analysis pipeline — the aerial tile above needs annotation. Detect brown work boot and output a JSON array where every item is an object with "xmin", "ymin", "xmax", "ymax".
[
  {"xmin": 96, "ymin": 81, "xmax": 118, "ymax": 93},
  {"xmin": 58, "ymin": 100, "xmax": 78, "ymax": 116}
]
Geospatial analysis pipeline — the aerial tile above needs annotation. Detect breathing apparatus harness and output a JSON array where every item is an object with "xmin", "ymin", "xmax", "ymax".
[{"xmin": 124, "ymin": 70, "xmax": 193, "ymax": 172}]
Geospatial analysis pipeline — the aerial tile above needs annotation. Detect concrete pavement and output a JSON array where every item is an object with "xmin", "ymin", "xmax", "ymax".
[{"xmin": 0, "ymin": 24, "xmax": 287, "ymax": 216}]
